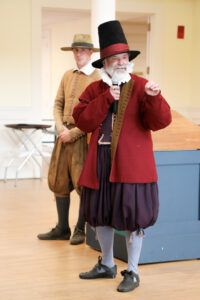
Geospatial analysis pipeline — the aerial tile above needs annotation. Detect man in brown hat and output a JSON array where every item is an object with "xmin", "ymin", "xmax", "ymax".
[
  {"xmin": 73, "ymin": 21, "xmax": 171, "ymax": 291},
  {"xmin": 37, "ymin": 34, "xmax": 100, "ymax": 245}
]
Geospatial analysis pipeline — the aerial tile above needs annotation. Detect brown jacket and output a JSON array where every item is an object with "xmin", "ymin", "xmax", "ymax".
[{"xmin": 54, "ymin": 68, "xmax": 100, "ymax": 140}]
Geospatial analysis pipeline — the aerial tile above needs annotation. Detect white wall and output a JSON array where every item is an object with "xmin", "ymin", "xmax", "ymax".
[
  {"xmin": 0, "ymin": 0, "xmax": 42, "ymax": 180},
  {"xmin": 121, "ymin": 22, "xmax": 148, "ymax": 77},
  {"xmin": 191, "ymin": 0, "xmax": 200, "ymax": 123},
  {"xmin": 0, "ymin": 0, "xmax": 31, "ymax": 108},
  {"xmin": 161, "ymin": 0, "xmax": 199, "ymax": 122}
]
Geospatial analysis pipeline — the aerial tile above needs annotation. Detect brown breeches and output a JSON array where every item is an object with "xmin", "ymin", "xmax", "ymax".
[{"xmin": 48, "ymin": 135, "xmax": 87, "ymax": 197}]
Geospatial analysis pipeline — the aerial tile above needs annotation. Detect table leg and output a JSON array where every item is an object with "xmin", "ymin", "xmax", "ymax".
[
  {"xmin": 13, "ymin": 129, "xmax": 42, "ymax": 177},
  {"xmin": 22, "ymin": 130, "xmax": 50, "ymax": 165},
  {"xmin": 4, "ymin": 158, "xmax": 16, "ymax": 182},
  {"xmin": 5, "ymin": 129, "xmax": 42, "ymax": 185},
  {"xmin": 14, "ymin": 149, "xmax": 42, "ymax": 186}
]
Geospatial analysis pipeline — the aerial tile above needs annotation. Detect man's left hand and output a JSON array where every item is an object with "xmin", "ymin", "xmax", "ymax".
[
  {"xmin": 58, "ymin": 125, "xmax": 73, "ymax": 143},
  {"xmin": 145, "ymin": 81, "xmax": 160, "ymax": 96}
]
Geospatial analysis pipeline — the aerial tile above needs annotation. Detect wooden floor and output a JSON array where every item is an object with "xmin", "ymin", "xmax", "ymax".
[{"xmin": 0, "ymin": 179, "xmax": 200, "ymax": 300}]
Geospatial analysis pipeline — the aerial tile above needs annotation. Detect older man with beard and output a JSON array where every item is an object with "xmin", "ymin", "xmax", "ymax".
[{"xmin": 73, "ymin": 21, "xmax": 171, "ymax": 293}]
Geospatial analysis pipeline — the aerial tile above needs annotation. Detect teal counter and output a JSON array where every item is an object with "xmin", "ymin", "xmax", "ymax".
[{"xmin": 86, "ymin": 150, "xmax": 200, "ymax": 263}]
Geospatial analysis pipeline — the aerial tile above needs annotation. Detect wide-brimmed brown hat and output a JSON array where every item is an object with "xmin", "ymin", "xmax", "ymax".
[
  {"xmin": 61, "ymin": 34, "xmax": 99, "ymax": 52},
  {"xmin": 92, "ymin": 20, "xmax": 140, "ymax": 68}
]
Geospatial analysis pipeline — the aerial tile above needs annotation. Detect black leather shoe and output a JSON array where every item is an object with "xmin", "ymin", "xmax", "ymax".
[
  {"xmin": 70, "ymin": 227, "xmax": 85, "ymax": 245},
  {"xmin": 37, "ymin": 226, "xmax": 71, "ymax": 240},
  {"xmin": 117, "ymin": 270, "xmax": 140, "ymax": 292},
  {"xmin": 79, "ymin": 256, "xmax": 117, "ymax": 279}
]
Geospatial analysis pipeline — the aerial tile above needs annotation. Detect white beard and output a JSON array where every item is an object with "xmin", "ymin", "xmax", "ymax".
[
  {"xmin": 105, "ymin": 62, "xmax": 134, "ymax": 77},
  {"xmin": 101, "ymin": 62, "xmax": 134, "ymax": 86},
  {"xmin": 112, "ymin": 67, "xmax": 130, "ymax": 83}
]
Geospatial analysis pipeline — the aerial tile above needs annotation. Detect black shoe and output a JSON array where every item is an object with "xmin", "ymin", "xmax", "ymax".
[
  {"xmin": 37, "ymin": 226, "xmax": 71, "ymax": 240},
  {"xmin": 79, "ymin": 256, "xmax": 117, "ymax": 279},
  {"xmin": 117, "ymin": 270, "xmax": 140, "ymax": 292},
  {"xmin": 70, "ymin": 227, "xmax": 85, "ymax": 245}
]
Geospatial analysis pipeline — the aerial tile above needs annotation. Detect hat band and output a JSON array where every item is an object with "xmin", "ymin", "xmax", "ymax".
[
  {"xmin": 71, "ymin": 42, "xmax": 94, "ymax": 48},
  {"xmin": 100, "ymin": 43, "xmax": 129, "ymax": 58}
]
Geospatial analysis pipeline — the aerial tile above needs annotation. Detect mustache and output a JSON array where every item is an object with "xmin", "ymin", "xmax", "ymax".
[{"xmin": 113, "ymin": 65, "xmax": 127, "ymax": 70}]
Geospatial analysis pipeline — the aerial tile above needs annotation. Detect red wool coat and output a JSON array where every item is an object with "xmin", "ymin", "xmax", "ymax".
[{"xmin": 73, "ymin": 74, "xmax": 172, "ymax": 190}]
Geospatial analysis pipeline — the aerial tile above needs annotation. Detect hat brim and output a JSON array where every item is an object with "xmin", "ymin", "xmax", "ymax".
[
  {"xmin": 61, "ymin": 46, "xmax": 99, "ymax": 52},
  {"xmin": 92, "ymin": 50, "xmax": 140, "ymax": 68}
]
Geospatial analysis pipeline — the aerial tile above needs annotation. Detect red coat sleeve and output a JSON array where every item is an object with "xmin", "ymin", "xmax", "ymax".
[
  {"xmin": 134, "ymin": 75, "xmax": 171, "ymax": 131},
  {"xmin": 140, "ymin": 92, "xmax": 172, "ymax": 131},
  {"xmin": 72, "ymin": 81, "xmax": 115, "ymax": 132}
]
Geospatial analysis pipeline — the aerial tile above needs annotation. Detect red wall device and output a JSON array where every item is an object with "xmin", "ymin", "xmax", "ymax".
[{"xmin": 177, "ymin": 26, "xmax": 184, "ymax": 39}]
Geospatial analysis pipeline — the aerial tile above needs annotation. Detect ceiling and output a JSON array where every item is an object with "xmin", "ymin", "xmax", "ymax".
[{"xmin": 42, "ymin": 8, "xmax": 149, "ymax": 26}]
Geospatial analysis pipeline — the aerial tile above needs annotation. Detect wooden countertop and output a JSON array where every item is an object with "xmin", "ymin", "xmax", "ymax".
[{"xmin": 152, "ymin": 110, "xmax": 200, "ymax": 151}]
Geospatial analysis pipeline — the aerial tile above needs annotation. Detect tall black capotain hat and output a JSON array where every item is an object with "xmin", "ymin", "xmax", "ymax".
[{"xmin": 92, "ymin": 20, "xmax": 140, "ymax": 68}]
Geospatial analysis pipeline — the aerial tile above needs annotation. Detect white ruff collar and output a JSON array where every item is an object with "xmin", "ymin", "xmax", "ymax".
[
  {"xmin": 73, "ymin": 61, "xmax": 95, "ymax": 75},
  {"xmin": 100, "ymin": 62, "xmax": 134, "ymax": 86}
]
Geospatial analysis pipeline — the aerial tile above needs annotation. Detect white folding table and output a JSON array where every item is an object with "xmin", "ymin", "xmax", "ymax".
[{"xmin": 4, "ymin": 123, "xmax": 52, "ymax": 186}]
